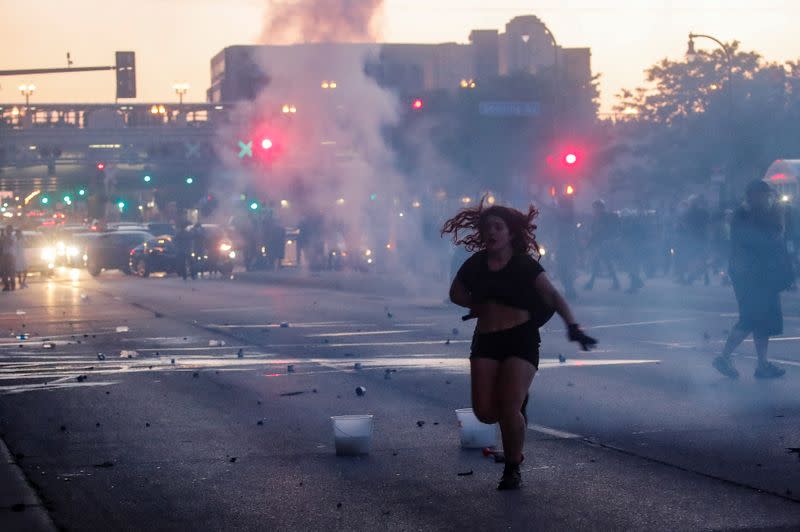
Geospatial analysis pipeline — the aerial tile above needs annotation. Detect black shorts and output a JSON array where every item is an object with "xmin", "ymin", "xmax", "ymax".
[{"xmin": 470, "ymin": 320, "xmax": 540, "ymax": 369}]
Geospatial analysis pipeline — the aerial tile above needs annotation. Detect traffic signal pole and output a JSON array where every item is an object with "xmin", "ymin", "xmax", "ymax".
[{"xmin": 0, "ymin": 66, "xmax": 115, "ymax": 76}]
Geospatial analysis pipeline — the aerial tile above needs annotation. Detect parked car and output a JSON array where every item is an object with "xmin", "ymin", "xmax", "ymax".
[
  {"xmin": 189, "ymin": 224, "xmax": 237, "ymax": 277},
  {"xmin": 129, "ymin": 235, "xmax": 181, "ymax": 277},
  {"xmin": 85, "ymin": 230, "xmax": 153, "ymax": 276},
  {"xmin": 145, "ymin": 222, "xmax": 176, "ymax": 237}
]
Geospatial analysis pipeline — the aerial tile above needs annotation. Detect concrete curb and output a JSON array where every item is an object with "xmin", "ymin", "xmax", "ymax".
[{"xmin": 0, "ymin": 438, "xmax": 57, "ymax": 532}]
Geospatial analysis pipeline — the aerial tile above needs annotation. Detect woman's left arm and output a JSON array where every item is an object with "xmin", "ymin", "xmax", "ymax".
[
  {"xmin": 535, "ymin": 273, "xmax": 597, "ymax": 350},
  {"xmin": 534, "ymin": 273, "xmax": 576, "ymax": 326}
]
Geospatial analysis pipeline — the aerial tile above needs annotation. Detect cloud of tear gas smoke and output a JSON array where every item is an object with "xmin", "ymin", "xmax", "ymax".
[
  {"xmin": 259, "ymin": 0, "xmax": 385, "ymax": 44},
  {"xmin": 210, "ymin": 1, "xmax": 459, "ymax": 294}
]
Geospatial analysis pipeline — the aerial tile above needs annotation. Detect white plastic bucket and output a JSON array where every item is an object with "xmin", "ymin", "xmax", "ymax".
[
  {"xmin": 331, "ymin": 414, "xmax": 374, "ymax": 456},
  {"xmin": 455, "ymin": 408, "xmax": 498, "ymax": 449}
]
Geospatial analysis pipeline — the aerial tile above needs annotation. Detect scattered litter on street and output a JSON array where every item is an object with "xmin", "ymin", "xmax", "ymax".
[
  {"xmin": 42, "ymin": 342, "xmax": 55, "ymax": 349},
  {"xmin": 280, "ymin": 391, "xmax": 305, "ymax": 397},
  {"xmin": 120, "ymin": 350, "xmax": 138, "ymax": 359},
  {"xmin": 457, "ymin": 470, "xmax": 473, "ymax": 476},
  {"xmin": 280, "ymin": 322, "xmax": 290, "ymax": 328},
  {"xmin": 16, "ymin": 310, "xmax": 25, "ymax": 315},
  {"xmin": 416, "ymin": 420, "xmax": 425, "ymax": 427},
  {"xmin": 355, "ymin": 386, "xmax": 366, "ymax": 396},
  {"xmin": 209, "ymin": 340, "xmax": 226, "ymax": 347},
  {"xmin": 237, "ymin": 348, "xmax": 244, "ymax": 358},
  {"xmin": 353, "ymin": 362, "xmax": 362, "ymax": 370},
  {"xmin": 76, "ymin": 375, "xmax": 87, "ymax": 382},
  {"xmin": 116, "ymin": 326, "xmax": 129, "ymax": 333},
  {"xmin": 287, "ymin": 364, "xmax": 295, "ymax": 373},
  {"xmin": 558, "ymin": 354, "xmax": 566, "ymax": 363}
]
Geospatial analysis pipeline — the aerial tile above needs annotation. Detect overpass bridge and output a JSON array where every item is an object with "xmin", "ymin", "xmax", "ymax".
[{"xmin": 0, "ymin": 103, "xmax": 230, "ymax": 195}]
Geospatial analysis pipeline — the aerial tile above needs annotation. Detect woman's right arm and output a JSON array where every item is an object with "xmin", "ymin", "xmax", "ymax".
[{"xmin": 449, "ymin": 277, "xmax": 472, "ymax": 308}]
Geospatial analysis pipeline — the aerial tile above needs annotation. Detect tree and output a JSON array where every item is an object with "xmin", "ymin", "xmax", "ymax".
[{"xmin": 606, "ymin": 42, "xmax": 800, "ymax": 204}]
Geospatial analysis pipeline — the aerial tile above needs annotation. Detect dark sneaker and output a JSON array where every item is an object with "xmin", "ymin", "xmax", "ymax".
[
  {"xmin": 712, "ymin": 356, "xmax": 739, "ymax": 379},
  {"xmin": 497, "ymin": 463, "xmax": 522, "ymax": 491},
  {"xmin": 754, "ymin": 362, "xmax": 786, "ymax": 379}
]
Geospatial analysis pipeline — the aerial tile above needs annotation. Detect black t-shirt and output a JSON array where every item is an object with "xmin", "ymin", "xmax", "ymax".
[{"xmin": 456, "ymin": 250, "xmax": 546, "ymax": 314}]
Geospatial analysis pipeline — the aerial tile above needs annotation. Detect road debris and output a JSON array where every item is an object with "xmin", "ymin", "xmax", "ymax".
[
  {"xmin": 209, "ymin": 340, "xmax": 226, "ymax": 347},
  {"xmin": 280, "ymin": 322, "xmax": 290, "ymax": 328},
  {"xmin": 16, "ymin": 310, "xmax": 25, "ymax": 315},
  {"xmin": 558, "ymin": 354, "xmax": 566, "ymax": 363},
  {"xmin": 42, "ymin": 342, "xmax": 55, "ymax": 349},
  {"xmin": 355, "ymin": 386, "xmax": 366, "ymax": 396},
  {"xmin": 94, "ymin": 461, "xmax": 114, "ymax": 468},
  {"xmin": 120, "ymin": 350, "xmax": 138, "ymax": 359},
  {"xmin": 353, "ymin": 362, "xmax": 362, "ymax": 370},
  {"xmin": 416, "ymin": 420, "xmax": 425, "ymax": 427},
  {"xmin": 280, "ymin": 391, "xmax": 305, "ymax": 397},
  {"xmin": 76, "ymin": 375, "xmax": 87, "ymax": 382},
  {"xmin": 457, "ymin": 470, "xmax": 474, "ymax": 476},
  {"xmin": 287, "ymin": 364, "xmax": 295, "ymax": 373},
  {"xmin": 116, "ymin": 326, "xmax": 129, "ymax": 333},
  {"xmin": 237, "ymin": 348, "xmax": 244, "ymax": 358}
]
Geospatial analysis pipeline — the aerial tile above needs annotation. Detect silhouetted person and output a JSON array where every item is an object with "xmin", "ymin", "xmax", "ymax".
[
  {"xmin": 713, "ymin": 180, "xmax": 788, "ymax": 379},
  {"xmin": 554, "ymin": 195, "xmax": 578, "ymax": 300},
  {"xmin": 584, "ymin": 200, "xmax": 621, "ymax": 291}
]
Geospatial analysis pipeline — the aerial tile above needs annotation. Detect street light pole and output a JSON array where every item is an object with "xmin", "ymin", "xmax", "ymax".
[
  {"xmin": 18, "ymin": 83, "xmax": 36, "ymax": 110},
  {"xmin": 173, "ymin": 83, "xmax": 189, "ymax": 106},
  {"xmin": 686, "ymin": 32, "xmax": 735, "ymax": 203}
]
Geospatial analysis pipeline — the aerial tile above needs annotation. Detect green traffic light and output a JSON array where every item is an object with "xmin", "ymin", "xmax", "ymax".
[
  {"xmin": 117, "ymin": 201, "xmax": 126, "ymax": 211},
  {"xmin": 144, "ymin": 175, "xmax": 151, "ymax": 183},
  {"xmin": 63, "ymin": 195, "xmax": 71, "ymax": 203},
  {"xmin": 185, "ymin": 177, "xmax": 194, "ymax": 185},
  {"xmin": 78, "ymin": 189, "xmax": 86, "ymax": 196},
  {"xmin": 249, "ymin": 202, "xmax": 259, "ymax": 211},
  {"xmin": 41, "ymin": 197, "xmax": 49, "ymax": 205}
]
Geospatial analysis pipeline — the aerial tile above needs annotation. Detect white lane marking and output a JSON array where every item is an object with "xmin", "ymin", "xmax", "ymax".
[
  {"xmin": 584, "ymin": 318, "xmax": 696, "ymax": 331},
  {"xmin": 748, "ymin": 336, "xmax": 800, "ymax": 343},
  {"xmin": 198, "ymin": 306, "xmax": 273, "ymax": 313},
  {"xmin": 0, "ymin": 381, "xmax": 120, "ymax": 395},
  {"xmin": 306, "ymin": 330, "xmax": 413, "ymax": 338},
  {"xmin": 206, "ymin": 322, "xmax": 373, "ymax": 329},
  {"xmin": 743, "ymin": 355, "xmax": 800, "ymax": 367},
  {"xmin": 394, "ymin": 323, "xmax": 436, "ymax": 327},
  {"xmin": 134, "ymin": 345, "xmax": 254, "ymax": 352},
  {"xmin": 269, "ymin": 339, "xmax": 471, "ymax": 348},
  {"xmin": 527, "ymin": 424, "xmax": 583, "ymax": 439}
]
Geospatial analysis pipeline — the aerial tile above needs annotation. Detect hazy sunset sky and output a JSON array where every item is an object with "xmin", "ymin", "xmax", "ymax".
[{"xmin": 0, "ymin": 0, "xmax": 797, "ymax": 113}]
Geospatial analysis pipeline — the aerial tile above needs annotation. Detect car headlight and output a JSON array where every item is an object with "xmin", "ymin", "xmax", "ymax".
[
  {"xmin": 41, "ymin": 247, "xmax": 56, "ymax": 261},
  {"xmin": 220, "ymin": 243, "xmax": 232, "ymax": 252},
  {"xmin": 56, "ymin": 241, "xmax": 66, "ymax": 256},
  {"xmin": 66, "ymin": 246, "xmax": 79, "ymax": 257},
  {"xmin": 228, "ymin": 251, "xmax": 236, "ymax": 259}
]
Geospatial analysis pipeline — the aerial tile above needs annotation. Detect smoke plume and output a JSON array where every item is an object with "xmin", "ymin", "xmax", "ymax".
[{"xmin": 259, "ymin": 0, "xmax": 385, "ymax": 44}]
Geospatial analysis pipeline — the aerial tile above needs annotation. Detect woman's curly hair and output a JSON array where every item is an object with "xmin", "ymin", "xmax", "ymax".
[{"xmin": 440, "ymin": 196, "xmax": 540, "ymax": 256}]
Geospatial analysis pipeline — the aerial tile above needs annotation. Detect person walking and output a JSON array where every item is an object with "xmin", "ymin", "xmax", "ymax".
[
  {"xmin": 583, "ymin": 200, "xmax": 621, "ymax": 291},
  {"xmin": 1, "ymin": 226, "xmax": 16, "ymax": 291},
  {"xmin": 713, "ymin": 180, "xmax": 789, "ymax": 379},
  {"xmin": 442, "ymin": 198, "xmax": 597, "ymax": 490},
  {"xmin": 14, "ymin": 229, "xmax": 27, "ymax": 288}
]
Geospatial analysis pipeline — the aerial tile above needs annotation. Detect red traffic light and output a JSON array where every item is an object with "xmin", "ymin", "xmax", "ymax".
[
  {"xmin": 260, "ymin": 138, "xmax": 273, "ymax": 150},
  {"xmin": 96, "ymin": 162, "xmax": 106, "ymax": 170},
  {"xmin": 412, "ymin": 99, "xmax": 424, "ymax": 110},
  {"xmin": 564, "ymin": 153, "xmax": 578, "ymax": 165}
]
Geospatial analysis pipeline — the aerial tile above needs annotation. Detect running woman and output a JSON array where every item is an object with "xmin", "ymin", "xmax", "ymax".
[{"xmin": 442, "ymin": 199, "xmax": 597, "ymax": 490}]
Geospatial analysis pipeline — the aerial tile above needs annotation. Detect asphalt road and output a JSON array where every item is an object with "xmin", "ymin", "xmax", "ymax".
[{"xmin": 1, "ymin": 268, "xmax": 799, "ymax": 531}]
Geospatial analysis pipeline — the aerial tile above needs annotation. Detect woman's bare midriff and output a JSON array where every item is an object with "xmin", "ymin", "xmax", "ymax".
[{"xmin": 475, "ymin": 302, "xmax": 530, "ymax": 333}]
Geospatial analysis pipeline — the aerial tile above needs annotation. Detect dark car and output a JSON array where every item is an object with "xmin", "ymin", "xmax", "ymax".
[
  {"xmin": 85, "ymin": 230, "xmax": 153, "ymax": 276},
  {"xmin": 146, "ymin": 222, "xmax": 176, "ymax": 237},
  {"xmin": 189, "ymin": 224, "xmax": 236, "ymax": 277},
  {"xmin": 129, "ymin": 235, "xmax": 181, "ymax": 277}
]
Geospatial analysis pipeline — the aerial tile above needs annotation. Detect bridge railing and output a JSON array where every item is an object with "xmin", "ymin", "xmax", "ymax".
[{"xmin": 0, "ymin": 103, "xmax": 234, "ymax": 130}]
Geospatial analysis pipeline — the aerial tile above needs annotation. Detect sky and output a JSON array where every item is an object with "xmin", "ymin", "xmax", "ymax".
[{"xmin": 0, "ymin": 0, "xmax": 797, "ymax": 113}]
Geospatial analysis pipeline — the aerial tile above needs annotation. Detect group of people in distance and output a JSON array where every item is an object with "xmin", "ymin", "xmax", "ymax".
[{"xmin": 442, "ymin": 179, "xmax": 787, "ymax": 490}]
